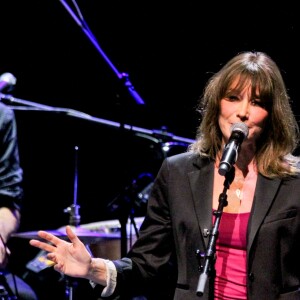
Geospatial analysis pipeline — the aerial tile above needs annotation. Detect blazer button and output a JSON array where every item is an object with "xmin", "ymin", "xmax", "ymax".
[
  {"xmin": 248, "ymin": 272, "xmax": 254, "ymax": 281},
  {"xmin": 203, "ymin": 229, "xmax": 210, "ymax": 237}
]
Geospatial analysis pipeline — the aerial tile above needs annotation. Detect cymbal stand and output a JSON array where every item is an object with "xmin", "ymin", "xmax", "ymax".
[
  {"xmin": 63, "ymin": 145, "xmax": 81, "ymax": 300},
  {"xmin": 63, "ymin": 276, "xmax": 78, "ymax": 300},
  {"xmin": 64, "ymin": 145, "xmax": 81, "ymax": 227}
]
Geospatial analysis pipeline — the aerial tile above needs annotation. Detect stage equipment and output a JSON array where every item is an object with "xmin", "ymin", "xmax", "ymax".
[
  {"xmin": 58, "ymin": 0, "xmax": 145, "ymax": 105},
  {"xmin": 0, "ymin": 73, "xmax": 16, "ymax": 93},
  {"xmin": 0, "ymin": 93, "xmax": 194, "ymax": 145},
  {"xmin": 0, "ymin": 91, "xmax": 193, "ymax": 255},
  {"xmin": 1, "ymin": 64, "xmax": 193, "ymax": 297},
  {"xmin": 0, "ymin": 272, "xmax": 17, "ymax": 300}
]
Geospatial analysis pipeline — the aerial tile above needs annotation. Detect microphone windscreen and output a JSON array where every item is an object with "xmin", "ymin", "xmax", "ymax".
[{"xmin": 230, "ymin": 122, "xmax": 249, "ymax": 140}]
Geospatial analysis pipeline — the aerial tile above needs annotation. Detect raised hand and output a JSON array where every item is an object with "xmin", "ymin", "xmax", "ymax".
[{"xmin": 29, "ymin": 225, "xmax": 93, "ymax": 278}]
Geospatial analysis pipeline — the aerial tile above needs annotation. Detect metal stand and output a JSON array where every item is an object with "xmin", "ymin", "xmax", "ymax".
[
  {"xmin": 63, "ymin": 146, "xmax": 81, "ymax": 299},
  {"xmin": 196, "ymin": 168, "xmax": 235, "ymax": 297},
  {"xmin": 64, "ymin": 146, "xmax": 81, "ymax": 227},
  {"xmin": 63, "ymin": 275, "xmax": 77, "ymax": 300},
  {"xmin": 58, "ymin": 0, "xmax": 145, "ymax": 105},
  {"xmin": 107, "ymin": 175, "xmax": 149, "ymax": 257},
  {"xmin": 0, "ymin": 272, "xmax": 17, "ymax": 300}
]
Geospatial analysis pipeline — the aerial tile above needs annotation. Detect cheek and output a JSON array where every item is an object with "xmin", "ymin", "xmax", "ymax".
[
  {"xmin": 219, "ymin": 101, "xmax": 233, "ymax": 117},
  {"xmin": 249, "ymin": 109, "xmax": 269, "ymax": 139},
  {"xmin": 251, "ymin": 108, "xmax": 269, "ymax": 126}
]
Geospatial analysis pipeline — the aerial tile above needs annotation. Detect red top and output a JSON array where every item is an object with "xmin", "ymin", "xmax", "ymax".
[{"xmin": 213, "ymin": 212, "xmax": 250, "ymax": 299}]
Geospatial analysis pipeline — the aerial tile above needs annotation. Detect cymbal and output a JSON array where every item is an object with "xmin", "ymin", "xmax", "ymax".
[{"xmin": 12, "ymin": 226, "xmax": 121, "ymax": 243}]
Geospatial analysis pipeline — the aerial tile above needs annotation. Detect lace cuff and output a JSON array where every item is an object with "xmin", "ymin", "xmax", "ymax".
[{"xmin": 89, "ymin": 259, "xmax": 117, "ymax": 297}]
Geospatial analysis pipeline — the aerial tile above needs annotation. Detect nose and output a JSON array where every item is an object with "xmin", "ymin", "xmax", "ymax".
[{"xmin": 237, "ymin": 99, "xmax": 250, "ymax": 120}]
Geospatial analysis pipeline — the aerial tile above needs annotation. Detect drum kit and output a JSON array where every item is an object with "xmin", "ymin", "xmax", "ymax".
[
  {"xmin": 4, "ymin": 95, "xmax": 191, "ymax": 297},
  {"xmin": 10, "ymin": 137, "xmax": 190, "ymax": 300},
  {"xmin": 5, "ymin": 93, "xmax": 192, "ymax": 299}
]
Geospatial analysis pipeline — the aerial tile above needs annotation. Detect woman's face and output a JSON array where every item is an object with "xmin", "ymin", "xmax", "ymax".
[{"xmin": 218, "ymin": 78, "xmax": 269, "ymax": 147}]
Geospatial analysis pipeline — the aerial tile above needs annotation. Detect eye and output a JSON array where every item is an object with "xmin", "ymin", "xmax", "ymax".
[
  {"xmin": 226, "ymin": 95, "xmax": 239, "ymax": 101},
  {"xmin": 251, "ymin": 98, "xmax": 265, "ymax": 107}
]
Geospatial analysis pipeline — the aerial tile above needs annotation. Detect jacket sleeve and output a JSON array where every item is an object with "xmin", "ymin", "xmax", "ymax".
[{"xmin": 0, "ymin": 104, "xmax": 23, "ymax": 210}]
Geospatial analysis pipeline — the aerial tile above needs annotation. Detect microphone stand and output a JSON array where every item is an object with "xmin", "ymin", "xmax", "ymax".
[
  {"xmin": 0, "ymin": 93, "xmax": 194, "ymax": 145},
  {"xmin": 196, "ymin": 167, "xmax": 235, "ymax": 297},
  {"xmin": 58, "ymin": 0, "xmax": 145, "ymax": 105},
  {"xmin": 1, "ymin": 92, "xmax": 194, "ymax": 258}
]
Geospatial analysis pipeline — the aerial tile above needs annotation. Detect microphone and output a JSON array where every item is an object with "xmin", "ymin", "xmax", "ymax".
[
  {"xmin": 0, "ymin": 72, "xmax": 17, "ymax": 93},
  {"xmin": 218, "ymin": 122, "xmax": 249, "ymax": 176}
]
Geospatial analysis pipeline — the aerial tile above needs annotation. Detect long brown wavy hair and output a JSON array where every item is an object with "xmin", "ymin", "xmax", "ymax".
[{"xmin": 189, "ymin": 51, "xmax": 300, "ymax": 178}]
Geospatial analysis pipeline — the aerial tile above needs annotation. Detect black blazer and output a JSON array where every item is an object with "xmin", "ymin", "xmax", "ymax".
[{"xmin": 104, "ymin": 152, "xmax": 300, "ymax": 300}]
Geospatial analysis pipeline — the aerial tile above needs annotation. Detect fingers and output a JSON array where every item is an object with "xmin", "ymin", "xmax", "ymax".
[
  {"xmin": 29, "ymin": 227, "xmax": 81, "ymax": 252},
  {"xmin": 37, "ymin": 230, "xmax": 63, "ymax": 245},
  {"xmin": 29, "ymin": 239, "xmax": 56, "ymax": 252},
  {"xmin": 30, "ymin": 230, "xmax": 62, "ymax": 249},
  {"xmin": 29, "ymin": 226, "xmax": 85, "ymax": 256},
  {"xmin": 65, "ymin": 225, "xmax": 83, "ymax": 245}
]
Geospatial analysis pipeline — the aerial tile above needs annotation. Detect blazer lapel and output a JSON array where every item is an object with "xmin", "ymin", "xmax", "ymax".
[
  {"xmin": 188, "ymin": 157, "xmax": 214, "ymax": 248},
  {"xmin": 247, "ymin": 174, "xmax": 282, "ymax": 255}
]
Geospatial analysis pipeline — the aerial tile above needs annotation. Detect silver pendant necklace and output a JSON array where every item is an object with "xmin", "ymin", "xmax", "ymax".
[{"xmin": 236, "ymin": 188, "xmax": 243, "ymax": 200}]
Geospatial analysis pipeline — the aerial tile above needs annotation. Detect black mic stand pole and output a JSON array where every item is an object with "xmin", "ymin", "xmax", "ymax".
[{"xmin": 196, "ymin": 168, "xmax": 234, "ymax": 297}]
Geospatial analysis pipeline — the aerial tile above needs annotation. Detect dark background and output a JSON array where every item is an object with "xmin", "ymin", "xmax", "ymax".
[{"xmin": 1, "ymin": 1, "xmax": 299, "ymax": 299}]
